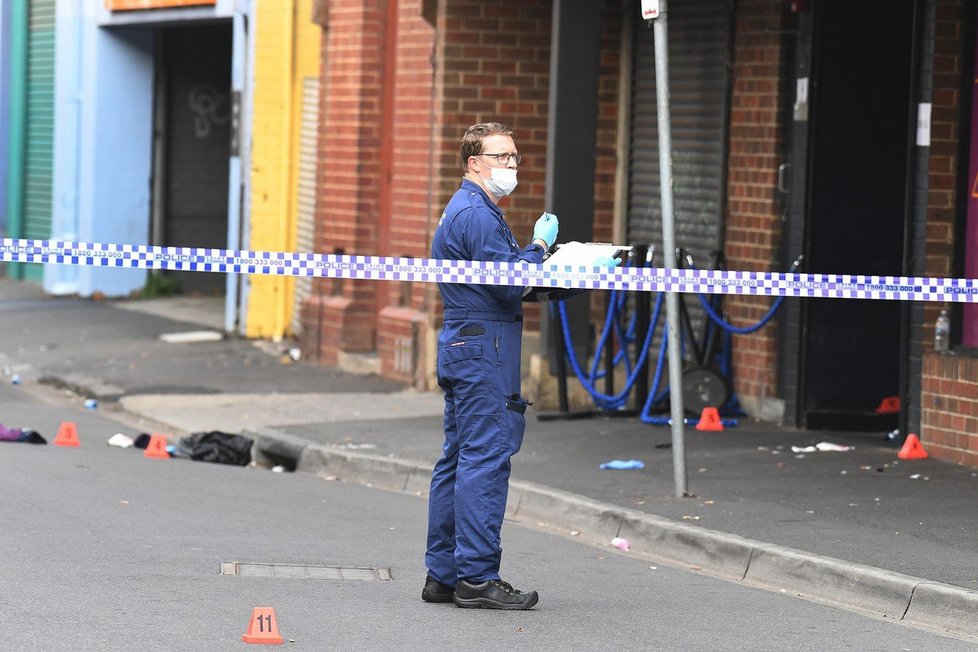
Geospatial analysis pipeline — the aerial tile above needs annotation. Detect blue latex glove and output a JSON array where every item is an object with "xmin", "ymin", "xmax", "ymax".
[
  {"xmin": 532, "ymin": 212, "xmax": 559, "ymax": 249},
  {"xmin": 599, "ymin": 459, "xmax": 645, "ymax": 470},
  {"xmin": 592, "ymin": 255, "xmax": 622, "ymax": 270}
]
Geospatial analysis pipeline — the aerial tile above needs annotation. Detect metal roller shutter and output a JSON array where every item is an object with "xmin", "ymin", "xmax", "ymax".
[
  {"xmin": 627, "ymin": 0, "xmax": 732, "ymax": 267},
  {"xmin": 23, "ymin": 0, "xmax": 55, "ymax": 280},
  {"xmin": 291, "ymin": 76, "xmax": 320, "ymax": 336}
]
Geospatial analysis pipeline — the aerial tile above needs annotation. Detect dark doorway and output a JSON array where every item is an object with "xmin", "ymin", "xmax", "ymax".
[
  {"xmin": 797, "ymin": 1, "xmax": 916, "ymax": 429},
  {"xmin": 153, "ymin": 23, "xmax": 232, "ymax": 295}
]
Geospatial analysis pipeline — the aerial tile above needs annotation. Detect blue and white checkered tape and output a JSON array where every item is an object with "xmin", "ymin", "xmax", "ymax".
[{"xmin": 1, "ymin": 238, "xmax": 976, "ymax": 303}]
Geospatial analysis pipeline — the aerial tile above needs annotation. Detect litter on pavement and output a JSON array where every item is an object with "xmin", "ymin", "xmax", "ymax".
[
  {"xmin": 599, "ymin": 459, "xmax": 645, "ymax": 470},
  {"xmin": 121, "ymin": 431, "xmax": 252, "ymax": 465},
  {"xmin": 0, "ymin": 422, "xmax": 45, "ymax": 444},
  {"xmin": 790, "ymin": 442, "xmax": 853, "ymax": 453},
  {"xmin": 158, "ymin": 330, "xmax": 223, "ymax": 344},
  {"xmin": 611, "ymin": 537, "xmax": 630, "ymax": 551},
  {"xmin": 107, "ymin": 433, "xmax": 135, "ymax": 448},
  {"xmin": 173, "ymin": 431, "xmax": 253, "ymax": 466}
]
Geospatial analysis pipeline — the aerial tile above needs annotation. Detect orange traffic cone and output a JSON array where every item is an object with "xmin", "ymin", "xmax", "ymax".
[
  {"xmin": 242, "ymin": 606, "xmax": 283, "ymax": 645},
  {"xmin": 874, "ymin": 396, "xmax": 900, "ymax": 414},
  {"xmin": 53, "ymin": 421, "xmax": 81, "ymax": 447},
  {"xmin": 143, "ymin": 433, "xmax": 170, "ymax": 459},
  {"xmin": 695, "ymin": 407, "xmax": 724, "ymax": 432},
  {"xmin": 897, "ymin": 433, "xmax": 928, "ymax": 460}
]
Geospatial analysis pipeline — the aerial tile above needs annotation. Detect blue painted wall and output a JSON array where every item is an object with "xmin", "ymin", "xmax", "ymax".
[{"xmin": 47, "ymin": 3, "xmax": 153, "ymax": 296}]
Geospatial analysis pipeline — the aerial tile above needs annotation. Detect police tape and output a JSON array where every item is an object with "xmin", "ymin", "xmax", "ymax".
[{"xmin": 2, "ymin": 238, "xmax": 976, "ymax": 303}]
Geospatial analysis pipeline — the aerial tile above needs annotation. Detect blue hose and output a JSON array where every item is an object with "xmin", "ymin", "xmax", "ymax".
[
  {"xmin": 589, "ymin": 290, "xmax": 636, "ymax": 381},
  {"xmin": 556, "ymin": 258, "xmax": 787, "ymax": 414},
  {"xmin": 554, "ymin": 291, "xmax": 663, "ymax": 410},
  {"xmin": 638, "ymin": 328, "xmax": 670, "ymax": 423},
  {"xmin": 697, "ymin": 293, "xmax": 784, "ymax": 334}
]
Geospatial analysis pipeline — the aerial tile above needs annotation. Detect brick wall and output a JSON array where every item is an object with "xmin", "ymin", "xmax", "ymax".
[
  {"xmin": 436, "ymin": 0, "xmax": 553, "ymax": 334},
  {"xmin": 377, "ymin": 0, "xmax": 559, "ymax": 383},
  {"xmin": 309, "ymin": 0, "xmax": 625, "ymax": 388},
  {"xmin": 302, "ymin": 0, "xmax": 387, "ymax": 361},
  {"xmin": 919, "ymin": 0, "xmax": 978, "ymax": 466},
  {"xmin": 924, "ymin": 0, "xmax": 963, "ymax": 341},
  {"xmin": 377, "ymin": 0, "xmax": 438, "ymax": 382},
  {"xmin": 594, "ymin": 0, "xmax": 623, "ymax": 294},
  {"xmin": 723, "ymin": 0, "xmax": 787, "ymax": 408},
  {"xmin": 922, "ymin": 353, "xmax": 978, "ymax": 466}
]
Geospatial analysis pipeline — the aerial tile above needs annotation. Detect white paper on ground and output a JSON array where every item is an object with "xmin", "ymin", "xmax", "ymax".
[
  {"xmin": 815, "ymin": 442, "xmax": 853, "ymax": 452},
  {"xmin": 790, "ymin": 442, "xmax": 853, "ymax": 453},
  {"xmin": 107, "ymin": 433, "xmax": 134, "ymax": 448}
]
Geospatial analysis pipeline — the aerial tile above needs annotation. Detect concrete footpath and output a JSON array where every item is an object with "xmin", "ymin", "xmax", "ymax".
[{"xmin": 0, "ymin": 278, "xmax": 975, "ymax": 641}]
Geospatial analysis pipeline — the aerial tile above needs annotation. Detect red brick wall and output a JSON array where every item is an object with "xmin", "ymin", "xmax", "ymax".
[
  {"xmin": 434, "ymin": 0, "xmax": 553, "ymax": 332},
  {"xmin": 723, "ymin": 0, "xmax": 787, "ymax": 406},
  {"xmin": 377, "ymin": 0, "xmax": 437, "ymax": 382},
  {"xmin": 310, "ymin": 0, "xmax": 624, "ymax": 386},
  {"xmin": 922, "ymin": 354, "xmax": 978, "ymax": 466},
  {"xmin": 301, "ymin": 0, "xmax": 387, "ymax": 361},
  {"xmin": 375, "ymin": 0, "xmax": 557, "ymax": 381},
  {"xmin": 383, "ymin": 0, "xmax": 622, "ymax": 383},
  {"xmin": 919, "ymin": 0, "xmax": 978, "ymax": 465},
  {"xmin": 594, "ymin": 2, "xmax": 623, "ymax": 271},
  {"xmin": 387, "ymin": 2, "xmax": 436, "ymax": 259},
  {"xmin": 924, "ymin": 0, "xmax": 964, "ymax": 344}
]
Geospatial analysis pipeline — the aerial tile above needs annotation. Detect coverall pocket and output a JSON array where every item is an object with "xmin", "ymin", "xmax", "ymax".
[
  {"xmin": 505, "ymin": 393, "xmax": 531, "ymax": 415},
  {"xmin": 503, "ymin": 393, "xmax": 529, "ymax": 455},
  {"xmin": 439, "ymin": 340, "xmax": 487, "ymax": 401},
  {"xmin": 442, "ymin": 340, "xmax": 483, "ymax": 364}
]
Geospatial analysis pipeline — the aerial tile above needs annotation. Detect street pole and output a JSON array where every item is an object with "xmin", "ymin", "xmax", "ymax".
[{"xmin": 650, "ymin": 0, "xmax": 688, "ymax": 497}]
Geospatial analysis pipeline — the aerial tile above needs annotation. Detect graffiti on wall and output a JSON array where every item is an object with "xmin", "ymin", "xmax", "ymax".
[{"xmin": 188, "ymin": 84, "xmax": 230, "ymax": 139}]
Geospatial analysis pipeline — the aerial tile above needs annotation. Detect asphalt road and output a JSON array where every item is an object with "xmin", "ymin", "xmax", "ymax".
[{"xmin": 0, "ymin": 383, "xmax": 973, "ymax": 651}]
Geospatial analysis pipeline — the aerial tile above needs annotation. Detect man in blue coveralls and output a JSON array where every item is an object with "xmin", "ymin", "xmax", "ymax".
[{"xmin": 422, "ymin": 122, "xmax": 558, "ymax": 610}]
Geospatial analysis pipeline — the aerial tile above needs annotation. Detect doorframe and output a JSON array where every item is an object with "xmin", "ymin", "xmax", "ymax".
[
  {"xmin": 896, "ymin": 0, "xmax": 927, "ymax": 441},
  {"xmin": 780, "ymin": 1, "xmax": 925, "ymax": 430},
  {"xmin": 225, "ymin": 9, "xmax": 248, "ymax": 334},
  {"xmin": 779, "ymin": 7, "xmax": 814, "ymax": 428}
]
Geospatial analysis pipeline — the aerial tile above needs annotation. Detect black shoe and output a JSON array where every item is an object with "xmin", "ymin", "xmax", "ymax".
[
  {"xmin": 421, "ymin": 576, "xmax": 455, "ymax": 603},
  {"xmin": 453, "ymin": 578, "xmax": 539, "ymax": 610}
]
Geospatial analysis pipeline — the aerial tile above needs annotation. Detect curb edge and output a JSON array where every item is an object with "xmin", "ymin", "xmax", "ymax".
[{"xmin": 251, "ymin": 428, "xmax": 978, "ymax": 640}]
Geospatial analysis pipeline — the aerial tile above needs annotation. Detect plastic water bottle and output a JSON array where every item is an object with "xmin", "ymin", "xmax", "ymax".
[{"xmin": 934, "ymin": 308, "xmax": 950, "ymax": 353}]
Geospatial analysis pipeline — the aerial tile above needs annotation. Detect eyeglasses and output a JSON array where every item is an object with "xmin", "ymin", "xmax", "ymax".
[{"xmin": 480, "ymin": 152, "xmax": 522, "ymax": 165}]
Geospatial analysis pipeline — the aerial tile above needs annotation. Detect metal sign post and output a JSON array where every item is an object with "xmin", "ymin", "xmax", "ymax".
[{"xmin": 648, "ymin": 0, "xmax": 688, "ymax": 498}]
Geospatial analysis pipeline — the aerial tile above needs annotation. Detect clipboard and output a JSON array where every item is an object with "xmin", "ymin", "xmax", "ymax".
[
  {"xmin": 543, "ymin": 241, "xmax": 632, "ymax": 267},
  {"xmin": 522, "ymin": 241, "xmax": 632, "ymax": 302}
]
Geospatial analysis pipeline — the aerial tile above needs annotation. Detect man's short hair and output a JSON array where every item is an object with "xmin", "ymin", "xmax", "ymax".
[{"xmin": 460, "ymin": 122, "xmax": 514, "ymax": 171}]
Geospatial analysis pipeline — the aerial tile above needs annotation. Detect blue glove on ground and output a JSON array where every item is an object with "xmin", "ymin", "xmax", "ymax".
[
  {"xmin": 592, "ymin": 255, "xmax": 622, "ymax": 270},
  {"xmin": 533, "ymin": 212, "xmax": 559, "ymax": 249},
  {"xmin": 599, "ymin": 459, "xmax": 645, "ymax": 470}
]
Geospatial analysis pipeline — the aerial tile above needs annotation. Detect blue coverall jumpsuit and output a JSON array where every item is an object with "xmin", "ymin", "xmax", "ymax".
[{"xmin": 425, "ymin": 179, "xmax": 545, "ymax": 585}]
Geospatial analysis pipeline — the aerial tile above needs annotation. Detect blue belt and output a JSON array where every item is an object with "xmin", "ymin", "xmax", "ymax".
[{"xmin": 444, "ymin": 309, "xmax": 522, "ymax": 322}]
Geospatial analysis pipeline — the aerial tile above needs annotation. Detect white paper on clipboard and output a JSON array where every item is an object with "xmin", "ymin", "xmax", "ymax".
[{"xmin": 543, "ymin": 241, "xmax": 632, "ymax": 267}]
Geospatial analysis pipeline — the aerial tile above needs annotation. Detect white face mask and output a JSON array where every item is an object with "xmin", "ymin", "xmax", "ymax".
[{"xmin": 479, "ymin": 163, "xmax": 518, "ymax": 197}]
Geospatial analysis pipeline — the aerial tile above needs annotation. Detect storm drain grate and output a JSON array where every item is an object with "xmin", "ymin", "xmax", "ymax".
[{"xmin": 220, "ymin": 562, "xmax": 392, "ymax": 581}]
